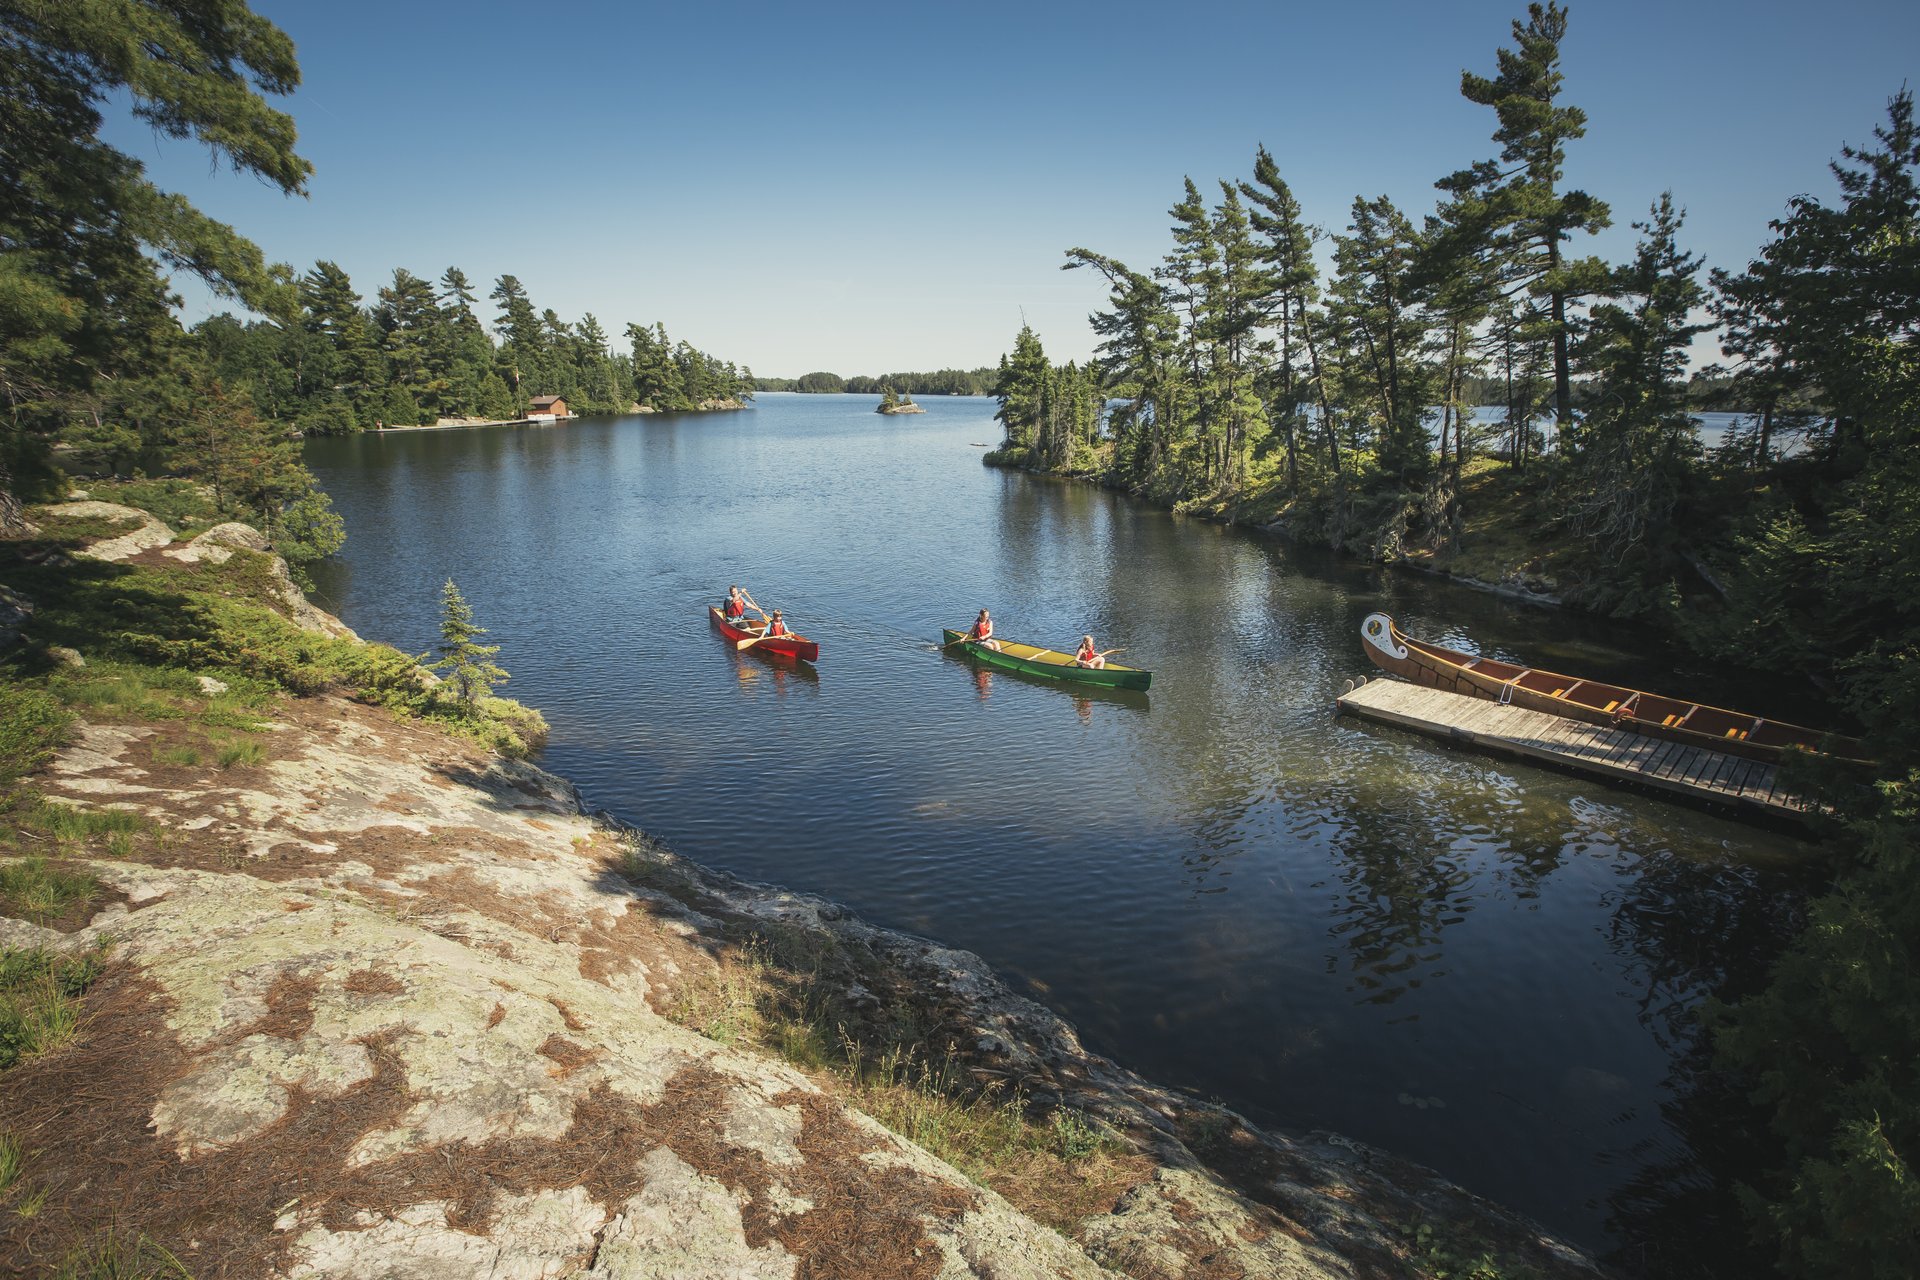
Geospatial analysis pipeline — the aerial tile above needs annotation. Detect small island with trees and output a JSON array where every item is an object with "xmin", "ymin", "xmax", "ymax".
[{"xmin": 875, "ymin": 387, "xmax": 925, "ymax": 414}]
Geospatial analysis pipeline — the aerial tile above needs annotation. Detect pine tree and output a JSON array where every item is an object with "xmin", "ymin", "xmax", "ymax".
[
  {"xmin": 1329, "ymin": 195, "xmax": 1432, "ymax": 481},
  {"xmin": 992, "ymin": 325, "xmax": 1050, "ymax": 451},
  {"xmin": 430, "ymin": 579, "xmax": 508, "ymax": 713},
  {"xmin": 1444, "ymin": 2, "xmax": 1612, "ymax": 431},
  {"xmin": 0, "ymin": 0, "xmax": 309, "ymax": 525},
  {"xmin": 299, "ymin": 261, "xmax": 384, "ymax": 428},
  {"xmin": 1210, "ymin": 185, "xmax": 1270, "ymax": 487},
  {"xmin": 1241, "ymin": 146, "xmax": 1325, "ymax": 489},
  {"xmin": 490, "ymin": 275, "xmax": 541, "ymax": 410},
  {"xmin": 1062, "ymin": 248, "xmax": 1182, "ymax": 488},
  {"xmin": 375, "ymin": 268, "xmax": 442, "ymax": 422},
  {"xmin": 1561, "ymin": 193, "xmax": 1708, "ymax": 555}
]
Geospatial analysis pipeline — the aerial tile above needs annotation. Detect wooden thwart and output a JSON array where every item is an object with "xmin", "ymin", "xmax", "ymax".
[{"xmin": 1336, "ymin": 676, "xmax": 1811, "ymax": 822}]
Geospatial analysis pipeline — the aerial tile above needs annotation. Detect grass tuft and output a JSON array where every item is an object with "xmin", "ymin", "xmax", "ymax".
[
  {"xmin": 0, "ymin": 858, "xmax": 100, "ymax": 924},
  {"xmin": 0, "ymin": 1132, "xmax": 22, "ymax": 1195},
  {"xmin": 211, "ymin": 738, "xmax": 265, "ymax": 770},
  {"xmin": 149, "ymin": 744, "xmax": 202, "ymax": 768},
  {"xmin": 0, "ymin": 943, "xmax": 108, "ymax": 1069},
  {"xmin": 30, "ymin": 803, "xmax": 147, "ymax": 852},
  {"xmin": 54, "ymin": 1228, "xmax": 195, "ymax": 1279},
  {"xmin": 47, "ymin": 666, "xmax": 186, "ymax": 722},
  {"xmin": 0, "ymin": 685, "xmax": 70, "ymax": 783}
]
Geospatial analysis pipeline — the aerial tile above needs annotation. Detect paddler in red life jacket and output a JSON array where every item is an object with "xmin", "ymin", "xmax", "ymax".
[
  {"xmin": 967, "ymin": 608, "xmax": 1001, "ymax": 651},
  {"xmin": 723, "ymin": 585, "xmax": 748, "ymax": 623},
  {"xmin": 765, "ymin": 610, "xmax": 791, "ymax": 639},
  {"xmin": 1076, "ymin": 634, "xmax": 1125, "ymax": 668}
]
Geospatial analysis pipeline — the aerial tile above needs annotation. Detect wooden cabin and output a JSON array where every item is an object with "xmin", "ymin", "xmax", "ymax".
[{"xmin": 528, "ymin": 395, "xmax": 568, "ymax": 419}]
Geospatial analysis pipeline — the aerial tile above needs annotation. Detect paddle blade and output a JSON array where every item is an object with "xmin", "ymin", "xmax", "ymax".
[{"xmin": 736, "ymin": 636, "xmax": 763, "ymax": 650}]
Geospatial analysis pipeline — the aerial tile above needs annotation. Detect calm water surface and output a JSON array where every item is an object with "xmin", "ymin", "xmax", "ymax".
[{"xmin": 308, "ymin": 395, "xmax": 1812, "ymax": 1273}]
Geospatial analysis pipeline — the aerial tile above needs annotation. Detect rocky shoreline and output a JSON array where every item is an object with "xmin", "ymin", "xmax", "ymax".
[{"xmin": 0, "ymin": 504, "xmax": 1607, "ymax": 1278}]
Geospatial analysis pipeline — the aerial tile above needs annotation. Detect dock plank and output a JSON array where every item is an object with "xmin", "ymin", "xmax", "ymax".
[{"xmin": 1336, "ymin": 676, "xmax": 1809, "ymax": 824}]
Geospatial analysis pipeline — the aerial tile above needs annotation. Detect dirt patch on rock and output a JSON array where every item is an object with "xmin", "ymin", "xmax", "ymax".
[
  {"xmin": 0, "ymin": 971, "xmax": 414, "ymax": 1279},
  {"xmin": 342, "ymin": 968, "xmax": 404, "ymax": 997}
]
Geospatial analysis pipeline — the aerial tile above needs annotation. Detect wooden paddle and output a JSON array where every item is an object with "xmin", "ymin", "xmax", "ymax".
[
  {"xmin": 741, "ymin": 590, "xmax": 769, "ymax": 622},
  {"xmin": 738, "ymin": 627, "xmax": 790, "ymax": 650}
]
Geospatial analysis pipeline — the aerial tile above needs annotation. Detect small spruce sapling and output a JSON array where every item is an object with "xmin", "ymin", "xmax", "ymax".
[{"xmin": 430, "ymin": 579, "xmax": 508, "ymax": 713}]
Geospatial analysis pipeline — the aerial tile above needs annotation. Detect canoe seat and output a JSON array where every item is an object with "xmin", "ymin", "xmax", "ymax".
[
  {"xmin": 1551, "ymin": 688, "xmax": 1566, "ymax": 698},
  {"xmin": 1603, "ymin": 700, "xmax": 1618, "ymax": 713},
  {"xmin": 1662, "ymin": 714, "xmax": 1678, "ymax": 727}
]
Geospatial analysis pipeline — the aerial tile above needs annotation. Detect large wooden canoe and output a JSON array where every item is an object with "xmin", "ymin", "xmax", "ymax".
[
  {"xmin": 942, "ymin": 629, "xmax": 1152, "ymax": 692},
  {"xmin": 710, "ymin": 606, "xmax": 819, "ymax": 662},
  {"xmin": 1359, "ymin": 612, "xmax": 1866, "ymax": 764}
]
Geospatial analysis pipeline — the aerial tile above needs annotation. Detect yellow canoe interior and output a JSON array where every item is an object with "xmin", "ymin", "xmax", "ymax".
[{"xmin": 986, "ymin": 638, "xmax": 1143, "ymax": 673}]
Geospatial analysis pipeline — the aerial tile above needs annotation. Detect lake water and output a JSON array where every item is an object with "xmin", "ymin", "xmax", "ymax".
[{"xmin": 307, "ymin": 394, "xmax": 1814, "ymax": 1275}]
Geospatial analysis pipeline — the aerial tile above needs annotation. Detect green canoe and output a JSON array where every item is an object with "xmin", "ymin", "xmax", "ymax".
[{"xmin": 941, "ymin": 630, "xmax": 1153, "ymax": 692}]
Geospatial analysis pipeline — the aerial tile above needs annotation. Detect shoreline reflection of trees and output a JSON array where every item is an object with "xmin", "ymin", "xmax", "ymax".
[
  {"xmin": 1316, "ymin": 779, "xmax": 1812, "ymax": 1274},
  {"xmin": 1596, "ymin": 851, "xmax": 1814, "ymax": 1279}
]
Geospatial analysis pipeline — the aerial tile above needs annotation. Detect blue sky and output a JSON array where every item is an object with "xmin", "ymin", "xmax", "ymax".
[{"xmin": 123, "ymin": 0, "xmax": 1919, "ymax": 375}]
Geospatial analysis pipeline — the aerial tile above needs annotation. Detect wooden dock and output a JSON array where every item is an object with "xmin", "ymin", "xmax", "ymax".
[{"xmin": 1335, "ymin": 675, "xmax": 1812, "ymax": 822}]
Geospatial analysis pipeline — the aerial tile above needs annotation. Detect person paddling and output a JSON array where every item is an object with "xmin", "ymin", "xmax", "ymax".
[
  {"xmin": 967, "ymin": 608, "xmax": 1001, "ymax": 651},
  {"xmin": 1074, "ymin": 634, "xmax": 1123, "ymax": 669},
  {"xmin": 765, "ymin": 609, "xmax": 792, "ymax": 639},
  {"xmin": 722, "ymin": 585, "xmax": 749, "ymax": 623}
]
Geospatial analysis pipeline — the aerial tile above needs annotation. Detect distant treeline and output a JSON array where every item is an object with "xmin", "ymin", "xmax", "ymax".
[
  {"xmin": 197, "ymin": 265, "xmax": 754, "ymax": 435},
  {"xmin": 754, "ymin": 368, "xmax": 996, "ymax": 396}
]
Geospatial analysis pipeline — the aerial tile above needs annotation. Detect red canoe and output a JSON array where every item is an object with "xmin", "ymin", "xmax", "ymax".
[{"xmin": 708, "ymin": 606, "xmax": 820, "ymax": 662}]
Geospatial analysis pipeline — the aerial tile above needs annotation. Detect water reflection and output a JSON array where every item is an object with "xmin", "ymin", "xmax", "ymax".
[
  {"xmin": 728, "ymin": 648, "xmax": 819, "ymax": 693},
  {"xmin": 940, "ymin": 646, "xmax": 1151, "ymax": 713}
]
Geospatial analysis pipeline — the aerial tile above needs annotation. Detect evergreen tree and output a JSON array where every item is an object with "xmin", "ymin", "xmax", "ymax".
[
  {"xmin": 1062, "ymin": 248, "xmax": 1183, "ymax": 488},
  {"xmin": 1329, "ymin": 195, "xmax": 1432, "ymax": 481},
  {"xmin": 438, "ymin": 267, "xmax": 499, "ymax": 417},
  {"xmin": 1561, "ymin": 194, "xmax": 1708, "ymax": 559},
  {"xmin": 375, "ymin": 268, "xmax": 442, "ymax": 422},
  {"xmin": 1209, "ymin": 185, "xmax": 1270, "ymax": 487},
  {"xmin": 0, "ymin": 0, "xmax": 309, "ymax": 523},
  {"xmin": 431, "ymin": 579, "xmax": 508, "ymax": 712},
  {"xmin": 992, "ymin": 325, "xmax": 1050, "ymax": 451},
  {"xmin": 490, "ymin": 274, "xmax": 541, "ymax": 410},
  {"xmin": 1444, "ymin": 2, "xmax": 1612, "ymax": 430},
  {"xmin": 1414, "ymin": 171, "xmax": 1506, "ymax": 491},
  {"xmin": 1241, "ymin": 146, "xmax": 1326, "ymax": 489},
  {"xmin": 299, "ymin": 261, "xmax": 383, "ymax": 428}
]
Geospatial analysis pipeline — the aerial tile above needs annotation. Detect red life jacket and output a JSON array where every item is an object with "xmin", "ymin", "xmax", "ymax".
[
  {"xmin": 724, "ymin": 596, "xmax": 745, "ymax": 619},
  {"xmin": 972, "ymin": 619, "xmax": 992, "ymax": 640},
  {"xmin": 1077, "ymin": 642, "xmax": 1096, "ymax": 661},
  {"xmin": 768, "ymin": 618, "xmax": 789, "ymax": 637}
]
